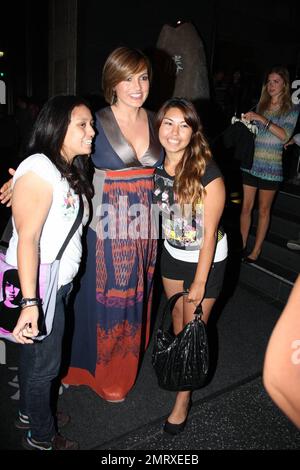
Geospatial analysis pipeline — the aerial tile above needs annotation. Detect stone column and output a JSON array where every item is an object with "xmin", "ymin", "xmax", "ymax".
[{"xmin": 48, "ymin": 0, "xmax": 78, "ymax": 96}]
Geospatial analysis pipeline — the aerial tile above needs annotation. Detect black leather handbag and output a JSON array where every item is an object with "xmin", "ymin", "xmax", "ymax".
[{"xmin": 152, "ymin": 291, "xmax": 209, "ymax": 391}]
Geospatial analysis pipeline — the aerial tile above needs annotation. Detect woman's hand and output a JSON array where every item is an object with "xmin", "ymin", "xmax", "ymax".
[
  {"xmin": 187, "ymin": 281, "xmax": 205, "ymax": 307},
  {"xmin": 0, "ymin": 168, "xmax": 15, "ymax": 207},
  {"xmin": 12, "ymin": 305, "xmax": 39, "ymax": 344},
  {"xmin": 242, "ymin": 111, "xmax": 266, "ymax": 124}
]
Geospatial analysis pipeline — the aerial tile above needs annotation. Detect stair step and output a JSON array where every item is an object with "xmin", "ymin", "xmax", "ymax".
[
  {"xmin": 274, "ymin": 190, "xmax": 300, "ymax": 218},
  {"xmin": 247, "ymin": 232, "xmax": 300, "ymax": 273},
  {"xmin": 269, "ymin": 216, "xmax": 300, "ymax": 240},
  {"xmin": 239, "ymin": 260, "xmax": 294, "ymax": 305},
  {"xmin": 280, "ymin": 180, "xmax": 300, "ymax": 197},
  {"xmin": 224, "ymin": 184, "xmax": 299, "ymax": 304},
  {"xmin": 271, "ymin": 208, "xmax": 300, "ymax": 226},
  {"xmin": 251, "ymin": 257, "xmax": 298, "ymax": 283},
  {"xmin": 253, "ymin": 210, "xmax": 300, "ymax": 240}
]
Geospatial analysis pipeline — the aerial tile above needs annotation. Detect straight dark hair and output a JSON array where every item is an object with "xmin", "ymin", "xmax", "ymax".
[{"xmin": 26, "ymin": 95, "xmax": 94, "ymax": 199}]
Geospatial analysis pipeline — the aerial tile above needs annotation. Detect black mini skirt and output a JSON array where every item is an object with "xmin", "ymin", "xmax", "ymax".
[{"xmin": 160, "ymin": 245, "xmax": 227, "ymax": 298}]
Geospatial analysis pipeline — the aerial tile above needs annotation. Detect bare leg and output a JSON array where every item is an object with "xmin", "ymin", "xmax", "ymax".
[
  {"xmin": 163, "ymin": 277, "xmax": 216, "ymax": 424},
  {"xmin": 240, "ymin": 184, "xmax": 257, "ymax": 249},
  {"xmin": 247, "ymin": 189, "xmax": 277, "ymax": 260},
  {"xmin": 263, "ymin": 276, "xmax": 300, "ymax": 428},
  {"xmin": 162, "ymin": 277, "xmax": 185, "ymax": 335}
]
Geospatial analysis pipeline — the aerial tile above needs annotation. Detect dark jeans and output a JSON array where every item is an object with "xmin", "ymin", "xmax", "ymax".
[{"xmin": 18, "ymin": 282, "xmax": 72, "ymax": 442}]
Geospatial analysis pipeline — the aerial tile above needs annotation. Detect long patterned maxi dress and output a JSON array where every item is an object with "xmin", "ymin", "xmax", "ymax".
[{"xmin": 64, "ymin": 107, "xmax": 163, "ymax": 401}]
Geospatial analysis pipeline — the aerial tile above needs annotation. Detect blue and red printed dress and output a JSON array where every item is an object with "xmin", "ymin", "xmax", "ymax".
[{"xmin": 64, "ymin": 107, "xmax": 162, "ymax": 401}]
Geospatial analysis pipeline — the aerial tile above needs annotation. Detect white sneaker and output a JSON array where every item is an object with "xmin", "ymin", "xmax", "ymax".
[{"xmin": 287, "ymin": 239, "xmax": 300, "ymax": 250}]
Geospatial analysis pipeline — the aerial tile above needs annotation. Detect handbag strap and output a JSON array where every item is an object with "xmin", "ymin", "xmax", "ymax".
[
  {"xmin": 160, "ymin": 291, "xmax": 203, "ymax": 330},
  {"xmin": 0, "ymin": 217, "xmax": 13, "ymax": 249},
  {"xmin": 56, "ymin": 195, "xmax": 84, "ymax": 260}
]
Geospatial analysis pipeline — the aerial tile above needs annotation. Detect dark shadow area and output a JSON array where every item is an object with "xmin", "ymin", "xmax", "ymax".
[
  {"xmin": 83, "ymin": 94, "xmax": 107, "ymax": 114},
  {"xmin": 0, "ymin": 107, "xmax": 18, "ymax": 238},
  {"xmin": 145, "ymin": 47, "xmax": 177, "ymax": 112}
]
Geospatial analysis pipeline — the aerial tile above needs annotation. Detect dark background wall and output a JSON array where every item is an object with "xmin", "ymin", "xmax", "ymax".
[
  {"xmin": 214, "ymin": 0, "xmax": 300, "ymax": 77},
  {"xmin": 77, "ymin": 0, "xmax": 300, "ymax": 97},
  {"xmin": 76, "ymin": 0, "xmax": 216, "ymax": 96},
  {"xmin": 0, "ymin": 0, "xmax": 300, "ymax": 108},
  {"xmin": 0, "ymin": 0, "xmax": 48, "ymax": 108}
]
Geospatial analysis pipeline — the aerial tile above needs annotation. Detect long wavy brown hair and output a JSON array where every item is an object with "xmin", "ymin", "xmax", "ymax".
[
  {"xmin": 156, "ymin": 97, "xmax": 212, "ymax": 212},
  {"xmin": 257, "ymin": 66, "xmax": 292, "ymax": 115}
]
